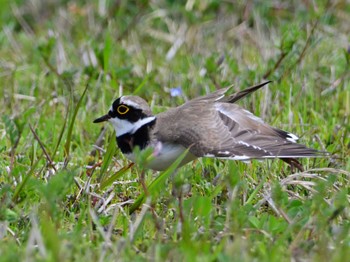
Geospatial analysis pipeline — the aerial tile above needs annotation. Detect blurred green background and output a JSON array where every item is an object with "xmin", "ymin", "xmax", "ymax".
[{"xmin": 0, "ymin": 1, "xmax": 349, "ymax": 261}]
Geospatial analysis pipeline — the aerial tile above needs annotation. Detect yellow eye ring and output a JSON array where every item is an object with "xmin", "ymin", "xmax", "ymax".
[{"xmin": 117, "ymin": 105, "xmax": 129, "ymax": 115}]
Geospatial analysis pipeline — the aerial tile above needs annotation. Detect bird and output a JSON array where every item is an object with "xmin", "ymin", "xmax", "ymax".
[{"xmin": 94, "ymin": 81, "xmax": 326, "ymax": 172}]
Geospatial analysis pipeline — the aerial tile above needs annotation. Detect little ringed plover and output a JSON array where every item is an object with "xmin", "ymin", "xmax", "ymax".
[{"xmin": 94, "ymin": 81, "xmax": 326, "ymax": 171}]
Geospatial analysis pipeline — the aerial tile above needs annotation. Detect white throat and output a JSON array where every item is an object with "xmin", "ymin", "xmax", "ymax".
[{"xmin": 109, "ymin": 116, "xmax": 156, "ymax": 137}]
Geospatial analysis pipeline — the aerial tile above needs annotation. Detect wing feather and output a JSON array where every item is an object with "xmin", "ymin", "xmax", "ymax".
[{"xmin": 154, "ymin": 83, "xmax": 326, "ymax": 162}]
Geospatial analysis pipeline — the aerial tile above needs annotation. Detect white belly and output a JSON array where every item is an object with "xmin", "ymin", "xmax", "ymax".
[{"xmin": 125, "ymin": 143, "xmax": 196, "ymax": 171}]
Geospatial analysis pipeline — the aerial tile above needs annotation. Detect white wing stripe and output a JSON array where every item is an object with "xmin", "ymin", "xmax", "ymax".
[{"xmin": 286, "ymin": 133, "xmax": 299, "ymax": 143}]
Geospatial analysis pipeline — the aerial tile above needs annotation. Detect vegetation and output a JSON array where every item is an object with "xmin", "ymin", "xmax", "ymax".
[{"xmin": 0, "ymin": 1, "xmax": 349, "ymax": 261}]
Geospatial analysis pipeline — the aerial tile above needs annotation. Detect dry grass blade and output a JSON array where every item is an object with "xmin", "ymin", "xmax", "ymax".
[
  {"xmin": 306, "ymin": 168, "xmax": 350, "ymax": 176},
  {"xmin": 98, "ymin": 205, "xmax": 120, "ymax": 262},
  {"xmin": 88, "ymin": 207, "xmax": 117, "ymax": 259},
  {"xmin": 129, "ymin": 197, "xmax": 151, "ymax": 243},
  {"xmin": 263, "ymin": 187, "xmax": 292, "ymax": 224},
  {"xmin": 26, "ymin": 213, "xmax": 47, "ymax": 258},
  {"xmin": 29, "ymin": 124, "xmax": 56, "ymax": 172}
]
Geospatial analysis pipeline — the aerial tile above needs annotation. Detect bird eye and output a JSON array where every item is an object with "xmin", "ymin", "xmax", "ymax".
[{"xmin": 117, "ymin": 105, "xmax": 129, "ymax": 115}]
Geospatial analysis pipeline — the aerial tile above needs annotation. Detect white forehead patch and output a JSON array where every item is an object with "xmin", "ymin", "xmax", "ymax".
[{"xmin": 120, "ymin": 96, "xmax": 142, "ymax": 109}]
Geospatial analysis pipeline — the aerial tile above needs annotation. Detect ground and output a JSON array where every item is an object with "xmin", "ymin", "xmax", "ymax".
[{"xmin": 0, "ymin": 1, "xmax": 349, "ymax": 261}]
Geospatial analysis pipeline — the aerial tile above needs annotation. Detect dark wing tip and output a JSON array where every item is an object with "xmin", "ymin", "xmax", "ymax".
[{"xmin": 227, "ymin": 80, "xmax": 272, "ymax": 103}]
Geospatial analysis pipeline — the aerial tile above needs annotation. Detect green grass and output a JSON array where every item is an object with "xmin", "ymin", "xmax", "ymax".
[{"xmin": 1, "ymin": 1, "xmax": 349, "ymax": 261}]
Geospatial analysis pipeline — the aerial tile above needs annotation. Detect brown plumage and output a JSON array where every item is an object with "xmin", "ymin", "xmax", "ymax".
[{"xmin": 94, "ymin": 81, "xmax": 327, "ymax": 171}]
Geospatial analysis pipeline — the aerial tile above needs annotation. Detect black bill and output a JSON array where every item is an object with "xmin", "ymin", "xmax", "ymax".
[{"xmin": 93, "ymin": 114, "xmax": 111, "ymax": 123}]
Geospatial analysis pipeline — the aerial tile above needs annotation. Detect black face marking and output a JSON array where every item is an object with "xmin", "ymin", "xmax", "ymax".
[
  {"xmin": 116, "ymin": 118, "xmax": 156, "ymax": 154},
  {"xmin": 109, "ymin": 97, "xmax": 148, "ymax": 122},
  {"xmin": 108, "ymin": 98, "xmax": 121, "ymax": 118}
]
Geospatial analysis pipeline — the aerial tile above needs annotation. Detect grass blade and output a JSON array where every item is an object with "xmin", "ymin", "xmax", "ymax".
[
  {"xmin": 12, "ymin": 154, "xmax": 42, "ymax": 203},
  {"xmin": 98, "ymin": 134, "xmax": 116, "ymax": 183},
  {"xmin": 64, "ymin": 82, "xmax": 90, "ymax": 165},
  {"xmin": 133, "ymin": 74, "xmax": 150, "ymax": 95},
  {"xmin": 100, "ymin": 163, "xmax": 133, "ymax": 190},
  {"xmin": 129, "ymin": 149, "xmax": 190, "ymax": 214},
  {"xmin": 52, "ymin": 101, "xmax": 70, "ymax": 162}
]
